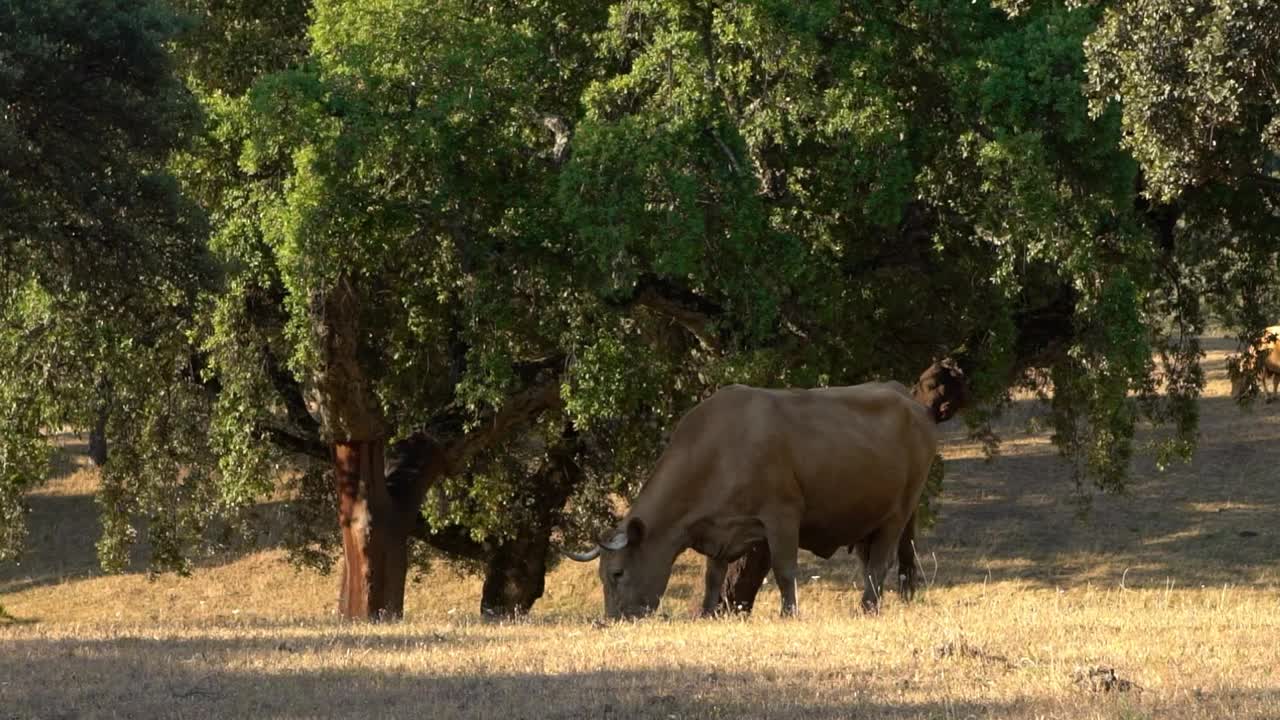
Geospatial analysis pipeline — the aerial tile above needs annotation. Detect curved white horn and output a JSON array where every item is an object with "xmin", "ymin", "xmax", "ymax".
[
  {"xmin": 564, "ymin": 546, "xmax": 601, "ymax": 562},
  {"xmin": 601, "ymin": 530, "xmax": 629, "ymax": 551}
]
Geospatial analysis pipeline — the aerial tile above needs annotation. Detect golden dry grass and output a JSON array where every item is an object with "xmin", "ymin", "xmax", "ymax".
[
  {"xmin": 2, "ymin": 336, "xmax": 1279, "ymax": 719},
  {"xmin": 2, "ymin": 587, "xmax": 1277, "ymax": 719}
]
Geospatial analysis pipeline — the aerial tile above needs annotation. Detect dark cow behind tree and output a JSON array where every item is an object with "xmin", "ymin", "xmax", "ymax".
[{"xmin": 567, "ymin": 360, "xmax": 967, "ymax": 618}]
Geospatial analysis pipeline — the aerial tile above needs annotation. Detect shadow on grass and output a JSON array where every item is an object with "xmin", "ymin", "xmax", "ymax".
[
  {"xmin": 7, "ymin": 631, "xmax": 1276, "ymax": 719},
  {"xmin": 699, "ymin": 389, "xmax": 1280, "ymax": 611},
  {"xmin": 931, "ymin": 394, "xmax": 1279, "ymax": 588},
  {"xmin": 779, "ymin": 393, "xmax": 1280, "ymax": 600},
  {"xmin": 0, "ymin": 634, "xmax": 1036, "ymax": 720},
  {"xmin": 46, "ymin": 437, "xmax": 93, "ymax": 481},
  {"xmin": 0, "ymin": 492, "xmax": 298, "ymax": 596}
]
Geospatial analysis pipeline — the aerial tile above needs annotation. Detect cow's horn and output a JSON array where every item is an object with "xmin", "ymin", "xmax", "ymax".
[
  {"xmin": 601, "ymin": 530, "xmax": 629, "ymax": 551},
  {"xmin": 564, "ymin": 546, "xmax": 601, "ymax": 562}
]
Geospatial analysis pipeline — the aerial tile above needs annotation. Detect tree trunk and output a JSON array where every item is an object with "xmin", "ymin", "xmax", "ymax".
[
  {"xmin": 478, "ymin": 447, "xmax": 580, "ymax": 618},
  {"xmin": 88, "ymin": 379, "xmax": 111, "ymax": 466},
  {"xmin": 306, "ymin": 277, "xmax": 565, "ymax": 620},
  {"xmin": 88, "ymin": 408, "xmax": 108, "ymax": 466},
  {"xmin": 307, "ymin": 278, "xmax": 413, "ymax": 620},
  {"xmin": 481, "ymin": 531, "xmax": 552, "ymax": 619},
  {"xmin": 335, "ymin": 439, "xmax": 410, "ymax": 620},
  {"xmin": 718, "ymin": 541, "xmax": 771, "ymax": 615}
]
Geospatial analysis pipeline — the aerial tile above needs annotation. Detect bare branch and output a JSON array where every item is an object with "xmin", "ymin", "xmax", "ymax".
[
  {"xmin": 536, "ymin": 112, "xmax": 572, "ymax": 166},
  {"xmin": 634, "ymin": 285, "xmax": 724, "ymax": 352},
  {"xmin": 262, "ymin": 426, "xmax": 328, "ymax": 461},
  {"xmin": 606, "ymin": 275, "xmax": 727, "ymax": 353},
  {"xmin": 410, "ymin": 516, "xmax": 487, "ymax": 561},
  {"xmin": 444, "ymin": 377, "xmax": 563, "ymax": 471},
  {"xmin": 1249, "ymin": 172, "xmax": 1280, "ymax": 195},
  {"xmin": 710, "ymin": 130, "xmax": 741, "ymax": 176}
]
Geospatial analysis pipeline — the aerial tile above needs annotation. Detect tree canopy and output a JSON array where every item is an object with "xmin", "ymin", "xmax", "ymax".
[
  {"xmin": 2, "ymin": 0, "xmax": 1277, "ymax": 617},
  {"xmin": 0, "ymin": 0, "xmax": 208, "ymax": 564}
]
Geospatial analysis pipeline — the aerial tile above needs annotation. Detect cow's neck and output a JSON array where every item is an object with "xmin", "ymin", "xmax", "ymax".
[
  {"xmin": 627, "ymin": 492, "xmax": 695, "ymax": 559},
  {"xmin": 908, "ymin": 384, "xmax": 938, "ymax": 422}
]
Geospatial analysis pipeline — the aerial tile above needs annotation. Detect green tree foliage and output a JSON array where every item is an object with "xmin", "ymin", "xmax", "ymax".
[
  {"xmin": 5, "ymin": 0, "xmax": 1278, "ymax": 616},
  {"xmin": 170, "ymin": 0, "xmax": 311, "ymax": 96},
  {"xmin": 0, "ymin": 0, "xmax": 208, "ymax": 564},
  {"xmin": 1087, "ymin": 0, "xmax": 1278, "ymax": 203},
  {"xmin": 1086, "ymin": 0, "xmax": 1280, "ymax": 402},
  {"xmin": 564, "ymin": 0, "xmax": 1189, "ymax": 496}
]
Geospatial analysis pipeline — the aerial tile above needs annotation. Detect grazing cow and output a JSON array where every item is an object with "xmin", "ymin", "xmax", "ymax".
[
  {"xmin": 567, "ymin": 359, "xmax": 967, "ymax": 619},
  {"xmin": 1232, "ymin": 326, "xmax": 1280, "ymax": 402},
  {"xmin": 712, "ymin": 361, "xmax": 961, "ymax": 616}
]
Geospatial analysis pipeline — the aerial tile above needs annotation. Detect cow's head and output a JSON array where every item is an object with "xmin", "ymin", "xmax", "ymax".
[
  {"xmin": 565, "ymin": 517, "xmax": 674, "ymax": 619},
  {"xmin": 914, "ymin": 357, "xmax": 968, "ymax": 423}
]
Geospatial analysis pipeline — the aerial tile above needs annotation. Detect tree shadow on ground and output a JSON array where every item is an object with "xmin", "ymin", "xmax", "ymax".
[
  {"xmin": 785, "ymin": 388, "xmax": 1280, "ymax": 601},
  {"xmin": 0, "ymin": 632, "xmax": 1035, "ymax": 720},
  {"xmin": 46, "ymin": 435, "xmax": 93, "ymax": 482},
  {"xmin": 6, "ymin": 630, "xmax": 1275, "ymax": 719},
  {"xmin": 0, "ymin": 489, "xmax": 298, "ymax": 596}
]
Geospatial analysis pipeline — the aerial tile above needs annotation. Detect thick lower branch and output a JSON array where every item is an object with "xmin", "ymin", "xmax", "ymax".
[
  {"xmin": 410, "ymin": 516, "xmax": 487, "ymax": 561},
  {"xmin": 263, "ymin": 426, "xmax": 328, "ymax": 461},
  {"xmin": 610, "ymin": 275, "xmax": 728, "ymax": 353},
  {"xmin": 537, "ymin": 112, "xmax": 572, "ymax": 166},
  {"xmin": 443, "ymin": 378, "xmax": 563, "ymax": 471}
]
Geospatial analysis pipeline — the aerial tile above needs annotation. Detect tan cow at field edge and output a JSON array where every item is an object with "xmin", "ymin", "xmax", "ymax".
[
  {"xmin": 568, "ymin": 360, "xmax": 968, "ymax": 619},
  {"xmin": 1232, "ymin": 325, "xmax": 1280, "ymax": 402}
]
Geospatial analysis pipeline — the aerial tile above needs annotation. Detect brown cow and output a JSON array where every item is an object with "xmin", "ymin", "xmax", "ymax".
[
  {"xmin": 712, "ymin": 361, "xmax": 961, "ymax": 615},
  {"xmin": 567, "ymin": 360, "xmax": 967, "ymax": 619}
]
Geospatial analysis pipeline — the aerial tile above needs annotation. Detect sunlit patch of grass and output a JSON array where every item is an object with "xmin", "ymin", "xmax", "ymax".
[{"xmin": 2, "ymin": 585, "xmax": 1278, "ymax": 719}]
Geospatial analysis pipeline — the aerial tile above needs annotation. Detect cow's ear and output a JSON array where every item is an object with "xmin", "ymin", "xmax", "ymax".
[{"xmin": 626, "ymin": 517, "xmax": 646, "ymax": 545}]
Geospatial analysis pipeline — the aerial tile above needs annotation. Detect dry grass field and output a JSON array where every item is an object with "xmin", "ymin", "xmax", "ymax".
[{"xmin": 2, "ymin": 336, "xmax": 1279, "ymax": 719}]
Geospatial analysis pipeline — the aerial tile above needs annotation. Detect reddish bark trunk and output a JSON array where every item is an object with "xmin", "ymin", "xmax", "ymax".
[{"xmin": 334, "ymin": 439, "xmax": 410, "ymax": 621}]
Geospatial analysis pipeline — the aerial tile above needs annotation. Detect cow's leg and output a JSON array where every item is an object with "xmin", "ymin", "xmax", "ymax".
[
  {"xmin": 853, "ymin": 539, "xmax": 870, "ymax": 569},
  {"xmin": 861, "ymin": 521, "xmax": 906, "ymax": 614},
  {"xmin": 764, "ymin": 521, "xmax": 801, "ymax": 617},
  {"xmin": 720, "ymin": 541, "xmax": 771, "ymax": 615},
  {"xmin": 700, "ymin": 557, "xmax": 729, "ymax": 617},
  {"xmin": 896, "ymin": 512, "xmax": 920, "ymax": 602}
]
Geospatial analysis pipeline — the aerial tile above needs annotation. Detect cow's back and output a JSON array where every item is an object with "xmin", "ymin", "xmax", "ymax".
[
  {"xmin": 776, "ymin": 383, "xmax": 935, "ymax": 539},
  {"xmin": 631, "ymin": 382, "xmax": 935, "ymax": 554}
]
